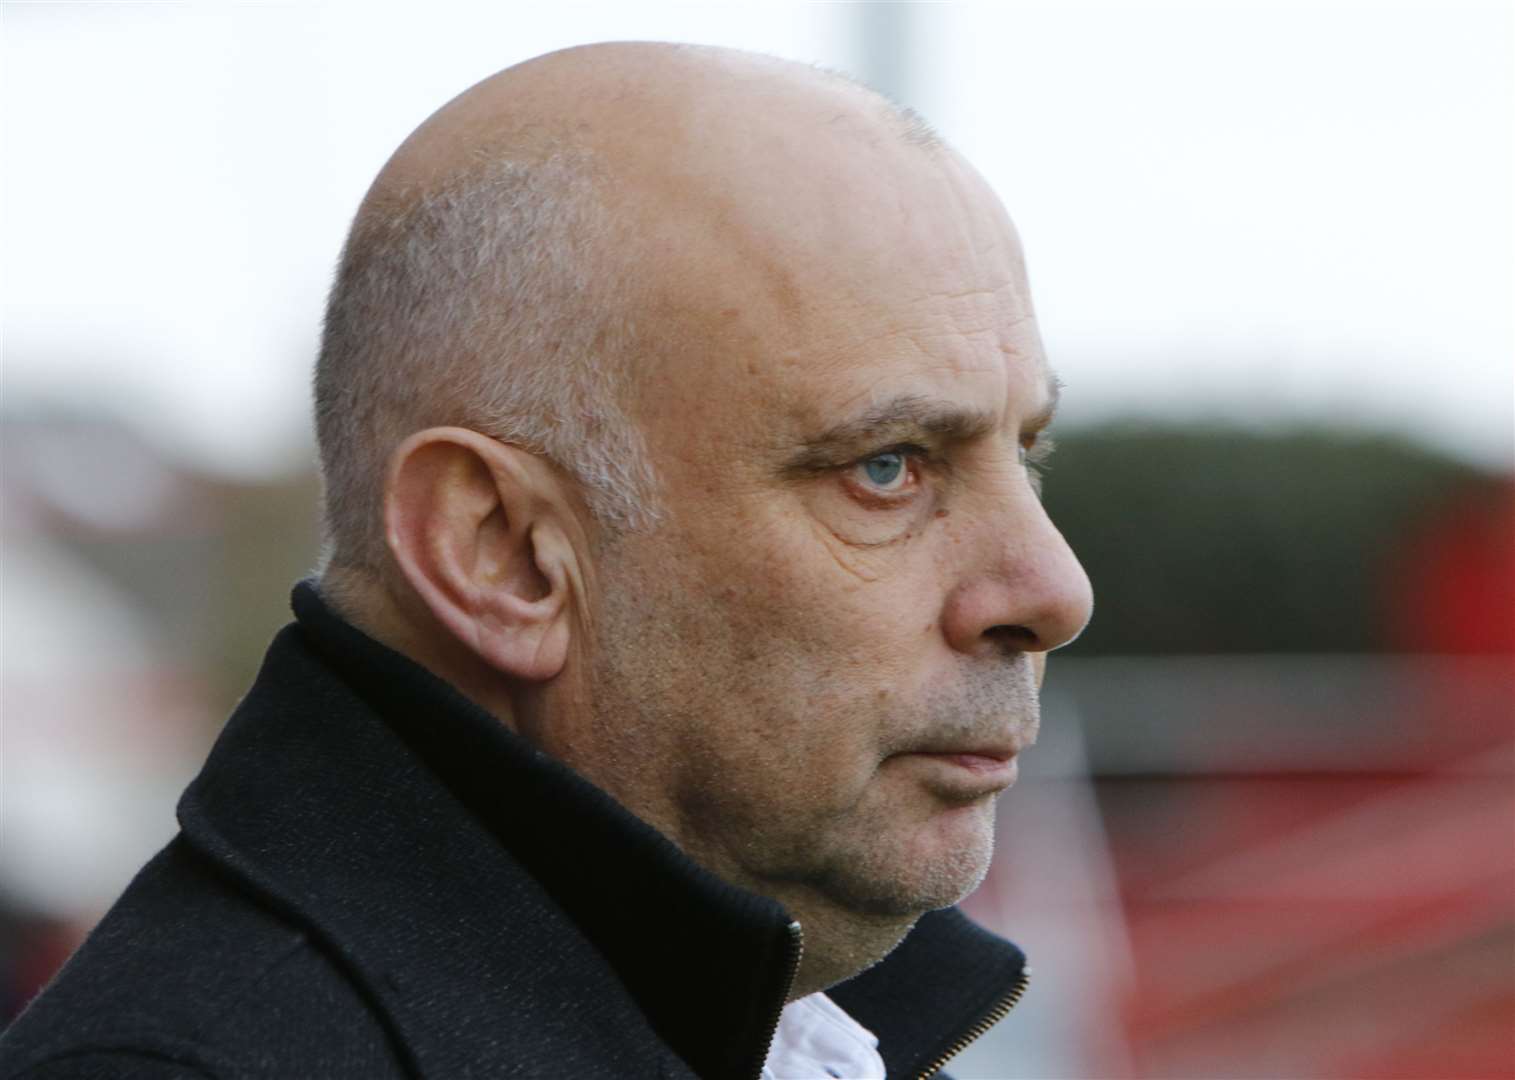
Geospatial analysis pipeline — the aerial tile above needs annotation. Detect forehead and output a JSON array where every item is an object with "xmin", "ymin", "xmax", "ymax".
[{"xmin": 626, "ymin": 143, "xmax": 1050, "ymax": 449}]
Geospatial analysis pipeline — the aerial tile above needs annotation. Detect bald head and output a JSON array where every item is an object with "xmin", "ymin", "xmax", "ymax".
[
  {"xmin": 314, "ymin": 42, "xmax": 948, "ymax": 574},
  {"xmin": 309, "ymin": 46, "xmax": 1077, "ymax": 995},
  {"xmin": 373, "ymin": 44, "xmax": 939, "ymax": 204}
]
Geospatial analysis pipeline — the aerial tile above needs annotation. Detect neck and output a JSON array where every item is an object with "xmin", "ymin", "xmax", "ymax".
[
  {"xmin": 317, "ymin": 565, "xmax": 522, "ymax": 732},
  {"xmin": 319, "ymin": 567, "xmax": 916, "ymax": 997},
  {"xmin": 766, "ymin": 887, "xmax": 917, "ymax": 999}
]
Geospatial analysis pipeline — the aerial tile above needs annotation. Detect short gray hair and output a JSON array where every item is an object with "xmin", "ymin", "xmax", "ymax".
[{"xmin": 314, "ymin": 151, "xmax": 659, "ymax": 573}]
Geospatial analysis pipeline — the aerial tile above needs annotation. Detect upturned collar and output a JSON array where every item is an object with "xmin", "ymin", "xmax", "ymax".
[{"xmin": 178, "ymin": 582, "xmax": 1026, "ymax": 1078}]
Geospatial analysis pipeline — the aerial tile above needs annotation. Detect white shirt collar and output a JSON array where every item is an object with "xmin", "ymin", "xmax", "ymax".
[{"xmin": 760, "ymin": 991, "xmax": 886, "ymax": 1080}]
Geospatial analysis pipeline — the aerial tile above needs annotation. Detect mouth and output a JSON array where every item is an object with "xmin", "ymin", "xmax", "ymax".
[{"xmin": 893, "ymin": 744, "xmax": 1022, "ymax": 799}]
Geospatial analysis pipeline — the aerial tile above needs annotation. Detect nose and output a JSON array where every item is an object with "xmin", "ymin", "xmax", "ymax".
[{"xmin": 940, "ymin": 484, "xmax": 1094, "ymax": 659}]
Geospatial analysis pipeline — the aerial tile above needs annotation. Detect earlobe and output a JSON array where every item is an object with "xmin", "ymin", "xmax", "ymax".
[{"xmin": 384, "ymin": 427, "xmax": 576, "ymax": 685}]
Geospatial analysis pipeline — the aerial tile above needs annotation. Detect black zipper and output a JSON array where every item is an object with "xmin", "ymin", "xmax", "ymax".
[
  {"xmin": 749, "ymin": 920, "xmax": 805, "ymax": 1080},
  {"xmin": 914, "ymin": 966, "xmax": 1032, "ymax": 1079}
]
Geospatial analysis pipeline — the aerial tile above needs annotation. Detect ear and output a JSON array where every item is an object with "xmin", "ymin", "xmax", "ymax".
[{"xmin": 383, "ymin": 427, "xmax": 576, "ymax": 683}]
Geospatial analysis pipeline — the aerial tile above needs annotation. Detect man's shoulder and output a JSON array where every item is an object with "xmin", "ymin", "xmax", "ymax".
[
  {"xmin": 0, "ymin": 837, "xmax": 405, "ymax": 1080},
  {"xmin": 2, "ymin": 617, "xmax": 694, "ymax": 1080}
]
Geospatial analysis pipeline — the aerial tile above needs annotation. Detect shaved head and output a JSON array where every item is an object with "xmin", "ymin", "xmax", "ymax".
[
  {"xmin": 314, "ymin": 42, "xmax": 942, "ymax": 573},
  {"xmin": 311, "ymin": 40, "xmax": 1091, "ymax": 999}
]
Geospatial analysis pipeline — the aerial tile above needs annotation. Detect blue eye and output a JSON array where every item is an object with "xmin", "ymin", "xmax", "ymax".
[{"xmin": 861, "ymin": 451, "xmax": 907, "ymax": 489}]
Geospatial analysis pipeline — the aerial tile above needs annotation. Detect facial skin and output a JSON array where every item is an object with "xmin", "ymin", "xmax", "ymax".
[
  {"xmin": 566, "ymin": 116, "xmax": 1091, "ymax": 993},
  {"xmin": 338, "ymin": 44, "xmax": 1093, "ymax": 999}
]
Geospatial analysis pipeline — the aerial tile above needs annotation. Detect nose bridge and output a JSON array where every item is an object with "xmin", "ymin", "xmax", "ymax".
[{"xmin": 943, "ymin": 471, "xmax": 1093, "ymax": 655}]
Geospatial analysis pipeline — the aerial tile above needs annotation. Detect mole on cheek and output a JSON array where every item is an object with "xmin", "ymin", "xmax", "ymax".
[{"xmin": 935, "ymin": 508, "xmax": 950, "ymax": 519}]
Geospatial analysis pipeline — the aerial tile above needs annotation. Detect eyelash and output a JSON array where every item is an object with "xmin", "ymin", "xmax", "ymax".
[
  {"xmin": 1022, "ymin": 433, "xmax": 1054, "ymax": 466},
  {"xmin": 1022, "ymin": 434, "xmax": 1054, "ymax": 495},
  {"xmin": 844, "ymin": 434, "xmax": 1055, "ymax": 504}
]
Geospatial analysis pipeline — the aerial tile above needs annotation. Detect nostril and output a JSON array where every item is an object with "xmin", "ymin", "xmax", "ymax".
[{"xmin": 985, "ymin": 624, "xmax": 1038, "ymax": 651}]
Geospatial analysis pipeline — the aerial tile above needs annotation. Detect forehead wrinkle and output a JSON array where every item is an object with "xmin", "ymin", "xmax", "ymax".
[
  {"xmin": 784, "ymin": 368, "xmax": 1066, "ymax": 475},
  {"xmin": 772, "ymin": 310, "xmax": 1050, "ymax": 451},
  {"xmin": 904, "ymin": 282, "xmax": 1027, "ymax": 312},
  {"xmin": 824, "ymin": 277, "xmax": 1031, "ymax": 330},
  {"xmin": 798, "ymin": 308, "xmax": 1038, "ymax": 393}
]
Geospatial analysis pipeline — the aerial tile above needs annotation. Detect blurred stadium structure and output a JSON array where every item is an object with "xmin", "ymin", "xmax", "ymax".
[{"xmin": 3, "ymin": 4, "xmax": 1511, "ymax": 1077}]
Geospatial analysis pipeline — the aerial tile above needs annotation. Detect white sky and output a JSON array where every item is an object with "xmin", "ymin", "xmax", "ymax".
[{"xmin": 4, "ymin": 1, "xmax": 1512, "ymax": 475}]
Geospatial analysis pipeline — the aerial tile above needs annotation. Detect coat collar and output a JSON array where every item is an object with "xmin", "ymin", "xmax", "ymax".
[{"xmin": 178, "ymin": 583, "xmax": 1026, "ymax": 1079}]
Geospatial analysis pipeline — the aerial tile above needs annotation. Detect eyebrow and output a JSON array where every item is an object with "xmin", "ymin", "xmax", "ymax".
[{"xmin": 784, "ymin": 370, "xmax": 1063, "ymax": 473}]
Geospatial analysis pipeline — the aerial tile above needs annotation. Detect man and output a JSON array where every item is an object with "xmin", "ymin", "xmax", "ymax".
[{"xmin": 2, "ymin": 42, "xmax": 1091, "ymax": 1079}]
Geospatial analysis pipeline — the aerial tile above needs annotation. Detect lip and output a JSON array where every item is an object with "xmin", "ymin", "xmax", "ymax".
[
  {"xmin": 924, "ymin": 751, "xmax": 1017, "ymax": 774},
  {"xmin": 897, "ymin": 748, "xmax": 1020, "ymax": 796},
  {"xmin": 910, "ymin": 733, "xmax": 1026, "ymax": 765}
]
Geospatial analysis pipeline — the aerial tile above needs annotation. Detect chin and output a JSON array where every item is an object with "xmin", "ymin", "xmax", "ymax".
[
  {"xmin": 821, "ymin": 810, "xmax": 998, "ymax": 918},
  {"xmin": 830, "ymin": 865, "xmax": 992, "ymax": 920}
]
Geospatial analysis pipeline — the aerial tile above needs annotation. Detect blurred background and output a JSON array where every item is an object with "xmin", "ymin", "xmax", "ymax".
[{"xmin": 3, "ymin": 2, "xmax": 1511, "ymax": 1076}]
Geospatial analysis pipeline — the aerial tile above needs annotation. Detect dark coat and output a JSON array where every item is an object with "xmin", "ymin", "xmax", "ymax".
[{"xmin": 1, "ymin": 584, "xmax": 1029, "ymax": 1079}]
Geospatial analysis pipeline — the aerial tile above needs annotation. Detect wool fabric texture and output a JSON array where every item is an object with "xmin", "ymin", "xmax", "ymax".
[{"xmin": 1, "ymin": 584, "xmax": 1028, "ymax": 1079}]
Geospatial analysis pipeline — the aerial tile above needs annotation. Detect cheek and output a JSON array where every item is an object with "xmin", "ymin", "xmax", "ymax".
[
  {"xmin": 683, "ymin": 691, "xmax": 908, "ymax": 842},
  {"xmin": 803, "ymin": 516, "xmax": 917, "ymax": 584},
  {"xmin": 801, "ymin": 486, "xmax": 936, "ymax": 557},
  {"xmin": 723, "ymin": 537, "xmax": 933, "ymax": 680},
  {"xmin": 672, "ymin": 496, "xmax": 951, "ymax": 705}
]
